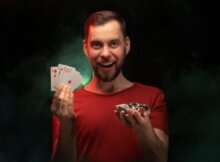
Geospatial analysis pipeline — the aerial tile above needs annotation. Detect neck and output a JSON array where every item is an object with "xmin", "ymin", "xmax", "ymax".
[{"xmin": 84, "ymin": 73, "xmax": 133, "ymax": 94}]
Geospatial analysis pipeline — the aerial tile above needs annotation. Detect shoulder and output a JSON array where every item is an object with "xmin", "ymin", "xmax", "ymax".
[
  {"xmin": 133, "ymin": 82, "xmax": 164, "ymax": 95},
  {"xmin": 73, "ymin": 86, "xmax": 86, "ymax": 95}
]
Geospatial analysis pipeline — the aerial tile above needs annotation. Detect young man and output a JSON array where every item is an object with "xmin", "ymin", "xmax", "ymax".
[{"xmin": 51, "ymin": 10, "xmax": 168, "ymax": 162}]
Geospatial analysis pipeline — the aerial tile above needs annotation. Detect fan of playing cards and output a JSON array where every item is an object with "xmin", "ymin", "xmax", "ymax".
[{"xmin": 50, "ymin": 64, "xmax": 83, "ymax": 91}]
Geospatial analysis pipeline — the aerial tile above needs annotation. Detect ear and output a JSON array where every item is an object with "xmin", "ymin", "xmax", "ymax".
[
  {"xmin": 83, "ymin": 39, "xmax": 88, "ymax": 57},
  {"xmin": 125, "ymin": 36, "xmax": 130, "ymax": 55}
]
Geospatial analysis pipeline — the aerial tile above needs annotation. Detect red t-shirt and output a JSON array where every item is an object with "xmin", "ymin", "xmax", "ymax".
[{"xmin": 52, "ymin": 82, "xmax": 168, "ymax": 162}]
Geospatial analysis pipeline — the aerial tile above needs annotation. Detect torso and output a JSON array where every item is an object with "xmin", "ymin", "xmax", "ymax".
[{"xmin": 73, "ymin": 82, "xmax": 167, "ymax": 162}]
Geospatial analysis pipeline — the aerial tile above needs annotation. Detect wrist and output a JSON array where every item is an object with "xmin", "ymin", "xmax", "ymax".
[{"xmin": 60, "ymin": 118, "xmax": 75, "ymax": 131}]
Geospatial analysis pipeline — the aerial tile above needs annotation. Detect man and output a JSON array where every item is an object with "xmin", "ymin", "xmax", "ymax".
[{"xmin": 51, "ymin": 10, "xmax": 168, "ymax": 162}]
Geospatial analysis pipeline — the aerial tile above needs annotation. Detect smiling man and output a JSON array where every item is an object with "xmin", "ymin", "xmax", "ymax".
[
  {"xmin": 51, "ymin": 10, "xmax": 169, "ymax": 162},
  {"xmin": 84, "ymin": 18, "xmax": 130, "ymax": 83}
]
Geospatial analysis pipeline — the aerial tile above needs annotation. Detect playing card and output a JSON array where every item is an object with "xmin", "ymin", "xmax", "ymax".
[
  {"xmin": 50, "ymin": 64, "xmax": 83, "ymax": 91},
  {"xmin": 57, "ymin": 64, "xmax": 76, "ymax": 86},
  {"xmin": 50, "ymin": 66, "xmax": 58, "ymax": 91},
  {"xmin": 59, "ymin": 70, "xmax": 83, "ymax": 91}
]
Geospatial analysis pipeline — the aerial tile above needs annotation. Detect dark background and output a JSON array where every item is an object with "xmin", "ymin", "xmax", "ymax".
[{"xmin": 0, "ymin": 0, "xmax": 219, "ymax": 161}]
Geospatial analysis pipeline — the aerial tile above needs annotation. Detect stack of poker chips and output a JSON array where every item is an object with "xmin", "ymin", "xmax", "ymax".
[{"xmin": 116, "ymin": 102, "xmax": 149, "ymax": 114}]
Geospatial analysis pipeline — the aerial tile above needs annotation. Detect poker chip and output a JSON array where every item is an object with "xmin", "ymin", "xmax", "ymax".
[{"xmin": 116, "ymin": 102, "xmax": 149, "ymax": 114}]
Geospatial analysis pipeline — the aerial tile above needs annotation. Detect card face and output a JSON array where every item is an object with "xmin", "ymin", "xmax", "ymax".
[
  {"xmin": 50, "ymin": 66, "xmax": 58, "ymax": 91},
  {"xmin": 60, "ymin": 70, "xmax": 83, "ymax": 90},
  {"xmin": 50, "ymin": 64, "xmax": 83, "ymax": 91}
]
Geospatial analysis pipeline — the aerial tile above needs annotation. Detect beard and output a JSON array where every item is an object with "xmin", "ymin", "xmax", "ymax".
[
  {"xmin": 93, "ymin": 62, "xmax": 123, "ymax": 82},
  {"xmin": 90, "ymin": 48, "xmax": 127, "ymax": 82},
  {"xmin": 92, "ymin": 56, "xmax": 124, "ymax": 82}
]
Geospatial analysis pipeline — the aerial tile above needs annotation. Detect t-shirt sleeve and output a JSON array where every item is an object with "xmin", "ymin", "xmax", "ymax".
[
  {"xmin": 52, "ymin": 115, "xmax": 60, "ymax": 143},
  {"xmin": 51, "ymin": 115, "xmax": 60, "ymax": 160},
  {"xmin": 150, "ymin": 90, "xmax": 168, "ymax": 134}
]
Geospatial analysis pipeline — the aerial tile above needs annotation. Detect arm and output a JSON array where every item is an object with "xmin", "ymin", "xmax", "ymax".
[
  {"xmin": 125, "ymin": 109, "xmax": 168, "ymax": 162},
  {"xmin": 50, "ymin": 85, "xmax": 77, "ymax": 162},
  {"xmin": 116, "ymin": 109, "xmax": 168, "ymax": 162}
]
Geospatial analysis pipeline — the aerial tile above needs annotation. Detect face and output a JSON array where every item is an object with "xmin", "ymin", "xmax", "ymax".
[{"xmin": 83, "ymin": 20, "xmax": 130, "ymax": 82}]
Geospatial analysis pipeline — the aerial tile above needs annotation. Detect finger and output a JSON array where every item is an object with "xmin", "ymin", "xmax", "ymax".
[
  {"xmin": 144, "ymin": 108, "xmax": 151, "ymax": 116},
  {"xmin": 133, "ymin": 110, "xmax": 143, "ymax": 125},
  {"xmin": 114, "ymin": 109, "xmax": 120, "ymax": 119},
  {"xmin": 57, "ymin": 85, "xmax": 67, "ymax": 115},
  {"xmin": 51, "ymin": 84, "xmax": 65, "ymax": 113},
  {"xmin": 126, "ymin": 109, "xmax": 142, "ymax": 127},
  {"xmin": 127, "ymin": 109, "xmax": 149, "ymax": 127},
  {"xmin": 54, "ymin": 84, "xmax": 65, "ymax": 98},
  {"xmin": 64, "ymin": 86, "xmax": 74, "ymax": 116},
  {"xmin": 67, "ymin": 91, "xmax": 75, "ymax": 118},
  {"xmin": 58, "ymin": 85, "xmax": 67, "ymax": 100},
  {"xmin": 62, "ymin": 86, "xmax": 71, "ymax": 113},
  {"xmin": 120, "ymin": 111, "xmax": 132, "ymax": 127},
  {"xmin": 124, "ymin": 110, "xmax": 137, "ymax": 127}
]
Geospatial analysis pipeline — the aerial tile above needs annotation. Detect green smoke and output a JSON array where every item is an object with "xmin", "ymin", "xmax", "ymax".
[
  {"xmin": 0, "ymin": 33, "xmax": 92, "ymax": 162},
  {"xmin": 49, "ymin": 37, "xmax": 92, "ymax": 86},
  {"xmin": 163, "ymin": 65, "xmax": 220, "ymax": 162}
]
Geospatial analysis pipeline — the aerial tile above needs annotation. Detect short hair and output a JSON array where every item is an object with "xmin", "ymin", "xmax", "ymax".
[{"xmin": 84, "ymin": 10, "xmax": 127, "ymax": 39}]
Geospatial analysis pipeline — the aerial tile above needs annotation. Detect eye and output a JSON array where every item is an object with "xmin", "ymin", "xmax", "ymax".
[
  {"xmin": 91, "ymin": 41, "xmax": 102, "ymax": 49},
  {"xmin": 109, "ymin": 40, "xmax": 120, "ymax": 48}
]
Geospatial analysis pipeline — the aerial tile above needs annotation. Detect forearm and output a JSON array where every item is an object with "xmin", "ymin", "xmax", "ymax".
[
  {"xmin": 53, "ymin": 121, "xmax": 76, "ymax": 162},
  {"xmin": 135, "ymin": 121, "xmax": 168, "ymax": 162}
]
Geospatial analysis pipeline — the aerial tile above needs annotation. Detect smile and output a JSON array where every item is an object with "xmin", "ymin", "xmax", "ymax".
[
  {"xmin": 98, "ymin": 62, "xmax": 115, "ymax": 71},
  {"xmin": 99, "ymin": 62, "xmax": 114, "ymax": 68}
]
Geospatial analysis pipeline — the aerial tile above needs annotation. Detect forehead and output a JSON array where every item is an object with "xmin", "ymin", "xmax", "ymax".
[{"xmin": 87, "ymin": 20, "xmax": 124, "ymax": 41}]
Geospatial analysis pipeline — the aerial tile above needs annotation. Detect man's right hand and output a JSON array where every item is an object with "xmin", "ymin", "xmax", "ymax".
[
  {"xmin": 51, "ymin": 84, "xmax": 76, "ymax": 122},
  {"xmin": 50, "ymin": 84, "xmax": 77, "ymax": 162}
]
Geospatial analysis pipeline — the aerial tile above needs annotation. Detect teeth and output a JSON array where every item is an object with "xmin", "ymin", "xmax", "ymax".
[{"xmin": 101, "ymin": 63, "xmax": 113, "ymax": 66}]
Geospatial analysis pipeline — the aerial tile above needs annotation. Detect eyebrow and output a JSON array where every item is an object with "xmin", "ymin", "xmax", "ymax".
[
  {"xmin": 90, "ymin": 38, "xmax": 121, "ymax": 43},
  {"xmin": 109, "ymin": 39, "xmax": 120, "ymax": 43},
  {"xmin": 90, "ymin": 39, "xmax": 102, "ymax": 43}
]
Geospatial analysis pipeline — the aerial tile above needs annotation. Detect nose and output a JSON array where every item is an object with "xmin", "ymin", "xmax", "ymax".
[{"xmin": 100, "ymin": 45, "xmax": 111, "ymax": 59}]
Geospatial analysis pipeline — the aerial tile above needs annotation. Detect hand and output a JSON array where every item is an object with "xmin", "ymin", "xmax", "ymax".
[
  {"xmin": 51, "ymin": 84, "xmax": 76, "ymax": 122},
  {"xmin": 115, "ymin": 107, "xmax": 151, "ymax": 129}
]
